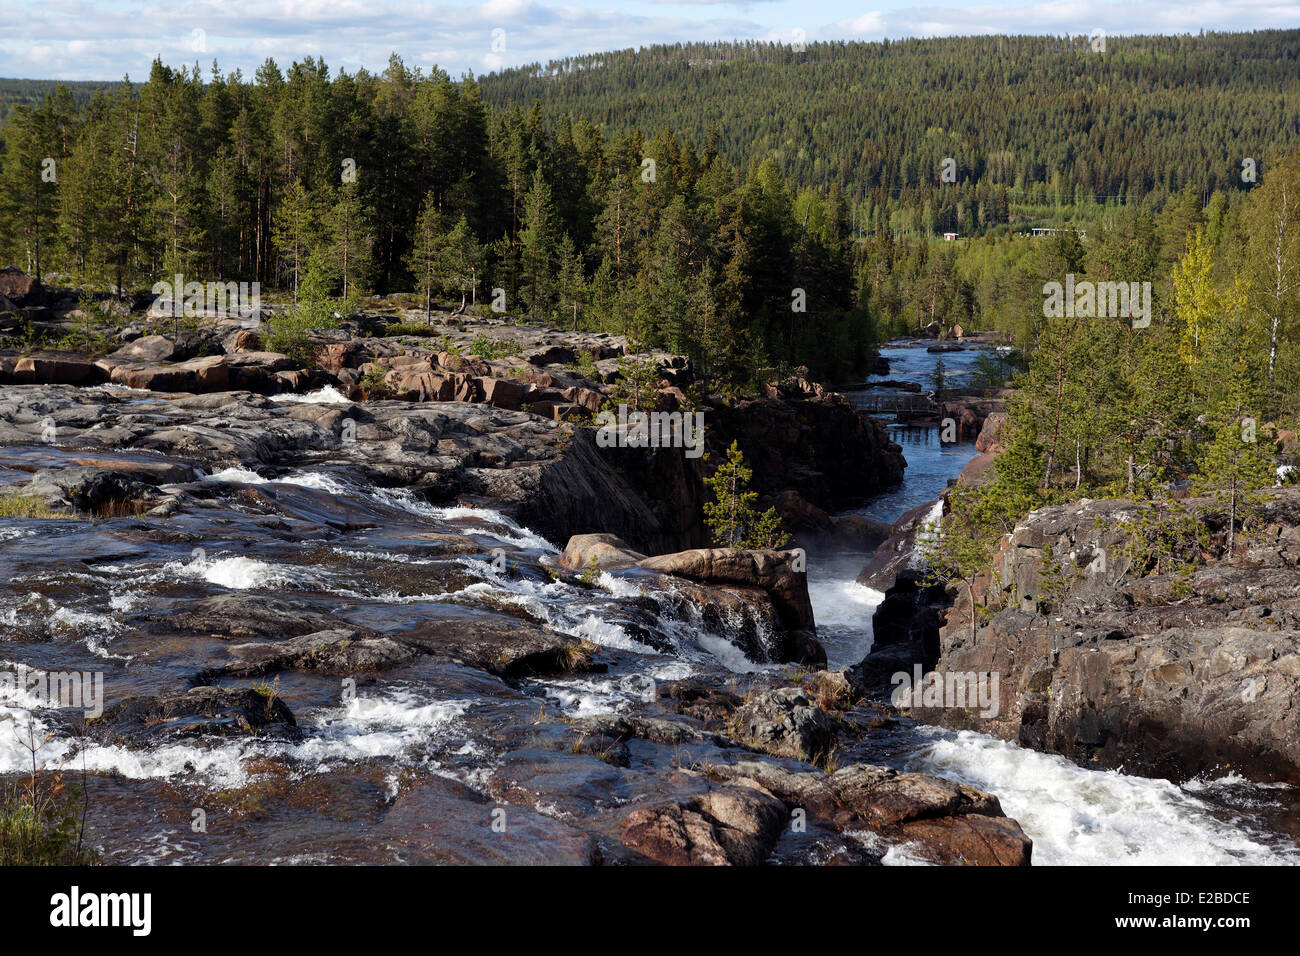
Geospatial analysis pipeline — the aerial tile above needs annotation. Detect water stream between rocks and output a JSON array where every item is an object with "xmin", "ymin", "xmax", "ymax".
[{"xmin": 0, "ymin": 342, "xmax": 1296, "ymax": 864}]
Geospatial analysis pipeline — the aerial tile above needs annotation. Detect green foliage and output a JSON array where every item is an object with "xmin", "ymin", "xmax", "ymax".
[
  {"xmin": 570, "ymin": 348, "xmax": 601, "ymax": 382},
  {"xmin": 919, "ymin": 484, "xmax": 1003, "ymax": 637},
  {"xmin": 969, "ymin": 348, "xmax": 1025, "ymax": 387},
  {"xmin": 1114, "ymin": 498, "xmax": 1211, "ymax": 590},
  {"xmin": 480, "ymin": 34, "xmax": 1300, "ymax": 235},
  {"xmin": 467, "ymin": 334, "xmax": 522, "ymax": 360},
  {"xmin": 0, "ymin": 493, "xmax": 77, "ymax": 519},
  {"xmin": 579, "ymin": 554, "xmax": 602, "ymax": 586},
  {"xmin": 264, "ymin": 251, "xmax": 339, "ymax": 364},
  {"xmin": 605, "ymin": 351, "xmax": 661, "ymax": 412},
  {"xmin": 1, "ymin": 727, "xmax": 98, "ymax": 866},
  {"xmin": 702, "ymin": 440, "xmax": 790, "ymax": 549},
  {"xmin": 0, "ymin": 788, "xmax": 95, "ymax": 866}
]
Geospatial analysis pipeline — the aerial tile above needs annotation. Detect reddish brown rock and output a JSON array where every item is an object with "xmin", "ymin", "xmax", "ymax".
[
  {"xmin": 976, "ymin": 411, "xmax": 1009, "ymax": 453},
  {"xmin": 0, "ymin": 267, "xmax": 46, "ymax": 307},
  {"xmin": 621, "ymin": 782, "xmax": 788, "ymax": 866},
  {"xmin": 14, "ymin": 356, "xmax": 106, "ymax": 386},
  {"xmin": 557, "ymin": 533, "xmax": 646, "ymax": 571},
  {"xmin": 479, "ymin": 376, "xmax": 528, "ymax": 411}
]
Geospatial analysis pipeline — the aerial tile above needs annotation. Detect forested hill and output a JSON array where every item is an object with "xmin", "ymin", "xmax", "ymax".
[
  {"xmin": 0, "ymin": 79, "xmax": 109, "ymax": 127},
  {"xmin": 478, "ymin": 32, "xmax": 1300, "ymax": 215}
]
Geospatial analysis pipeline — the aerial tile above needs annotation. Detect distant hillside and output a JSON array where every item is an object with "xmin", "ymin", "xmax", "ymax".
[
  {"xmin": 0, "ymin": 78, "xmax": 115, "ymax": 127},
  {"xmin": 477, "ymin": 32, "xmax": 1300, "ymax": 207}
]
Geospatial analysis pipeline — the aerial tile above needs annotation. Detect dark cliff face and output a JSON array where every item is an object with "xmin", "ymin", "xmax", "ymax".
[
  {"xmin": 710, "ymin": 394, "xmax": 906, "ymax": 507},
  {"xmin": 548, "ymin": 393, "xmax": 907, "ymax": 556},
  {"xmin": 910, "ymin": 490, "xmax": 1300, "ymax": 784}
]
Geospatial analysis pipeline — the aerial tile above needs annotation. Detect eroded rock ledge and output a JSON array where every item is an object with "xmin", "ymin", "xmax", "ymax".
[{"xmin": 895, "ymin": 490, "xmax": 1300, "ymax": 784}]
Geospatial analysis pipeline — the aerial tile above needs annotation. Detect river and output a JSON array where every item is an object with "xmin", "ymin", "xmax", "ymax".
[
  {"xmin": 807, "ymin": 341, "xmax": 1300, "ymax": 865},
  {"xmin": 1, "ymin": 344, "xmax": 1297, "ymax": 864}
]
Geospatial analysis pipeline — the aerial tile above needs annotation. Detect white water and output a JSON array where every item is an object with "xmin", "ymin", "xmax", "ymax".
[
  {"xmin": 272, "ymin": 385, "xmax": 351, "ymax": 404},
  {"xmin": 12, "ymin": 424, "xmax": 1297, "ymax": 863},
  {"xmin": 0, "ymin": 673, "xmax": 474, "ymax": 790},
  {"xmin": 909, "ymin": 727, "xmax": 1300, "ymax": 865},
  {"xmin": 805, "ymin": 556, "xmax": 1300, "ymax": 865}
]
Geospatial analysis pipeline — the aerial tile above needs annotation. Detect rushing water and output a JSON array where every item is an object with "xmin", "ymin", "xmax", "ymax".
[
  {"xmin": 807, "ymin": 341, "xmax": 1300, "ymax": 865},
  {"xmin": 2, "ymin": 349, "xmax": 1298, "ymax": 864}
]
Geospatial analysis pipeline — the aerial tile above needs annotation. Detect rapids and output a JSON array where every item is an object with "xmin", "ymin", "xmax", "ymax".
[{"xmin": 0, "ymin": 342, "xmax": 1296, "ymax": 864}]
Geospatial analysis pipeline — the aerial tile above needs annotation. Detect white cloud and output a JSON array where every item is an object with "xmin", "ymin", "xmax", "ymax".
[{"xmin": 0, "ymin": 0, "xmax": 1296, "ymax": 80}]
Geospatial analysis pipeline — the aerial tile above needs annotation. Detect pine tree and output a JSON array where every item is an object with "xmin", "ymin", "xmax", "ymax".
[
  {"xmin": 1194, "ymin": 278, "xmax": 1275, "ymax": 556},
  {"xmin": 271, "ymin": 178, "xmax": 318, "ymax": 300},
  {"xmin": 518, "ymin": 167, "xmax": 558, "ymax": 317},
  {"xmin": 405, "ymin": 191, "xmax": 446, "ymax": 320},
  {"xmin": 556, "ymin": 233, "xmax": 585, "ymax": 330},
  {"xmin": 322, "ymin": 179, "xmax": 373, "ymax": 306},
  {"xmin": 702, "ymin": 441, "xmax": 789, "ymax": 549}
]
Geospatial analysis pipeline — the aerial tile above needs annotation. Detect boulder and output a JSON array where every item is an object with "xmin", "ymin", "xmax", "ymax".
[
  {"xmin": 108, "ymin": 333, "xmax": 207, "ymax": 364},
  {"xmin": 13, "ymin": 356, "xmax": 107, "ymax": 386},
  {"xmin": 225, "ymin": 351, "xmax": 296, "ymax": 392},
  {"xmin": 638, "ymin": 548, "xmax": 815, "ymax": 634},
  {"xmin": 706, "ymin": 759, "xmax": 1032, "ymax": 866},
  {"xmin": 730, "ymin": 686, "xmax": 839, "ymax": 762},
  {"xmin": 621, "ymin": 782, "xmax": 788, "ymax": 866},
  {"xmin": 319, "ymin": 340, "xmax": 369, "ymax": 371},
  {"xmin": 557, "ymin": 533, "xmax": 646, "ymax": 572},
  {"xmin": 976, "ymin": 411, "xmax": 1009, "ymax": 453},
  {"xmin": 478, "ymin": 376, "xmax": 528, "ymax": 411},
  {"xmin": 25, "ymin": 466, "xmax": 153, "ymax": 511},
  {"xmin": 108, "ymin": 355, "xmax": 228, "ymax": 392},
  {"xmin": 0, "ymin": 267, "xmax": 46, "ymax": 307},
  {"xmin": 393, "ymin": 615, "xmax": 599, "ymax": 677},
  {"xmin": 198, "ymin": 628, "xmax": 422, "ymax": 679}
]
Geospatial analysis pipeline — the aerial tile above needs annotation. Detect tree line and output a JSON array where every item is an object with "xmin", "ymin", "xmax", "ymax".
[
  {"xmin": 929, "ymin": 150, "xmax": 1300, "ymax": 600},
  {"xmin": 0, "ymin": 56, "xmax": 872, "ymax": 389},
  {"xmin": 480, "ymin": 32, "xmax": 1300, "ymax": 238}
]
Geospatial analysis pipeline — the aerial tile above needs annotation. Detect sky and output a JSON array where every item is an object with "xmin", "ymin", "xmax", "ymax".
[{"xmin": 2, "ymin": 0, "xmax": 1298, "ymax": 81}]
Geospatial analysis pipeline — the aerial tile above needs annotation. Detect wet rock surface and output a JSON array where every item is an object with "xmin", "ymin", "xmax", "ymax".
[
  {"xmin": 0, "ymin": 315, "xmax": 1043, "ymax": 866},
  {"xmin": 88, "ymin": 687, "xmax": 299, "ymax": 746},
  {"xmin": 897, "ymin": 490, "xmax": 1300, "ymax": 784}
]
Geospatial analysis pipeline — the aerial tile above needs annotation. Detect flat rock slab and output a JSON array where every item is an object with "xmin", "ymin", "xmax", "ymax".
[
  {"xmin": 394, "ymin": 615, "xmax": 599, "ymax": 678},
  {"xmin": 381, "ymin": 775, "xmax": 597, "ymax": 865},
  {"xmin": 198, "ymin": 628, "xmax": 422, "ymax": 678},
  {"xmin": 158, "ymin": 595, "xmax": 345, "ymax": 640}
]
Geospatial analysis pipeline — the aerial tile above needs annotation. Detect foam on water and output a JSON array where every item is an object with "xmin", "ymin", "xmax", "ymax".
[
  {"xmin": 0, "ymin": 679, "xmax": 472, "ymax": 790},
  {"xmin": 375, "ymin": 490, "xmax": 556, "ymax": 550},
  {"xmin": 272, "ymin": 385, "xmax": 350, "ymax": 404},
  {"xmin": 909, "ymin": 726, "xmax": 1300, "ymax": 865},
  {"xmin": 571, "ymin": 614, "xmax": 659, "ymax": 654},
  {"xmin": 203, "ymin": 466, "xmax": 267, "ymax": 484},
  {"xmin": 274, "ymin": 471, "xmax": 354, "ymax": 494},
  {"xmin": 910, "ymin": 498, "xmax": 945, "ymax": 565},
  {"xmin": 171, "ymin": 553, "xmax": 296, "ymax": 591}
]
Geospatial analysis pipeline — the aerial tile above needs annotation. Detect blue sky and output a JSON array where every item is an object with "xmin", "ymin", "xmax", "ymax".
[{"xmin": 3, "ymin": 0, "xmax": 1298, "ymax": 81}]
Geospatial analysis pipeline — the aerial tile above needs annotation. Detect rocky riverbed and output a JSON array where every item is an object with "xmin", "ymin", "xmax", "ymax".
[
  {"xmin": 2, "ymin": 287, "xmax": 1298, "ymax": 864},
  {"xmin": 0, "ymin": 284, "xmax": 1038, "ymax": 865}
]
